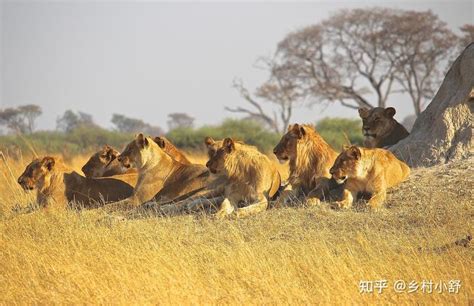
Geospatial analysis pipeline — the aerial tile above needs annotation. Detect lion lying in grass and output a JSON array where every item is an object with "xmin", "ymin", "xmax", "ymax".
[
  {"xmin": 17, "ymin": 156, "xmax": 135, "ymax": 209},
  {"xmin": 81, "ymin": 136, "xmax": 190, "ymax": 178},
  {"xmin": 273, "ymin": 124, "xmax": 339, "ymax": 206},
  {"xmin": 205, "ymin": 138, "xmax": 281, "ymax": 218},
  {"xmin": 329, "ymin": 146, "xmax": 410, "ymax": 210},
  {"xmin": 114, "ymin": 133, "xmax": 211, "ymax": 207}
]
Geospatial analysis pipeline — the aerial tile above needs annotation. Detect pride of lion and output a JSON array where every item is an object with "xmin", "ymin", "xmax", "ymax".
[{"xmin": 17, "ymin": 106, "xmax": 412, "ymax": 217}]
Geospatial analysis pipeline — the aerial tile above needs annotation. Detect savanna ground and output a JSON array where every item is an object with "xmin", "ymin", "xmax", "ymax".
[{"xmin": 0, "ymin": 150, "xmax": 472, "ymax": 304}]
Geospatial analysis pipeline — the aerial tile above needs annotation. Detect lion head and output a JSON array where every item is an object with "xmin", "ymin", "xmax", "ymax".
[
  {"xmin": 154, "ymin": 136, "xmax": 190, "ymax": 165},
  {"xmin": 205, "ymin": 138, "xmax": 234, "ymax": 174},
  {"xmin": 117, "ymin": 133, "xmax": 153, "ymax": 169},
  {"xmin": 329, "ymin": 146, "xmax": 362, "ymax": 184},
  {"xmin": 358, "ymin": 107, "xmax": 398, "ymax": 142},
  {"xmin": 273, "ymin": 124, "xmax": 308, "ymax": 164},
  {"xmin": 204, "ymin": 136, "xmax": 221, "ymax": 159},
  {"xmin": 82, "ymin": 145, "xmax": 120, "ymax": 177},
  {"xmin": 18, "ymin": 156, "xmax": 57, "ymax": 191}
]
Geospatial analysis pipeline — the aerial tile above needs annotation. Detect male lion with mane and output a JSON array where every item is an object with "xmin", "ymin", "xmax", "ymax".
[
  {"xmin": 205, "ymin": 138, "xmax": 281, "ymax": 218},
  {"xmin": 358, "ymin": 107, "xmax": 409, "ymax": 148},
  {"xmin": 329, "ymin": 146, "xmax": 410, "ymax": 210},
  {"xmin": 273, "ymin": 123, "xmax": 339, "ymax": 206},
  {"xmin": 18, "ymin": 156, "xmax": 135, "ymax": 209}
]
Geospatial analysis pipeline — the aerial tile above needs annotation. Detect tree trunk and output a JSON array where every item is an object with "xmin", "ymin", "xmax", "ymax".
[{"xmin": 390, "ymin": 44, "xmax": 474, "ymax": 167}]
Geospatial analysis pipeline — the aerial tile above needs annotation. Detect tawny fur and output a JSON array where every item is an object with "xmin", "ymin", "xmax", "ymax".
[
  {"xmin": 273, "ymin": 124, "xmax": 338, "ymax": 206},
  {"xmin": 206, "ymin": 138, "xmax": 281, "ymax": 218},
  {"xmin": 330, "ymin": 146, "xmax": 410, "ymax": 210},
  {"xmin": 18, "ymin": 157, "xmax": 134, "ymax": 209},
  {"xmin": 359, "ymin": 107, "xmax": 409, "ymax": 148},
  {"xmin": 114, "ymin": 134, "xmax": 211, "ymax": 208}
]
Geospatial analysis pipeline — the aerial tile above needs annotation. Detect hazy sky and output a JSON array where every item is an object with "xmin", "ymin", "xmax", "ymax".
[{"xmin": 1, "ymin": 0, "xmax": 473, "ymax": 131}]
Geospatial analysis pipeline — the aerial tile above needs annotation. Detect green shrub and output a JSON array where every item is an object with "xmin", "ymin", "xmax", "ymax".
[
  {"xmin": 166, "ymin": 119, "xmax": 281, "ymax": 153},
  {"xmin": 315, "ymin": 117, "xmax": 363, "ymax": 151}
]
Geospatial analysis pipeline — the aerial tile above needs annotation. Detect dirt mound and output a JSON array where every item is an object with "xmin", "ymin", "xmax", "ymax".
[{"xmin": 390, "ymin": 44, "xmax": 474, "ymax": 167}]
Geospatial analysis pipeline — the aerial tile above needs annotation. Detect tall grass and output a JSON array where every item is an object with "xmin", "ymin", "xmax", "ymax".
[{"xmin": 0, "ymin": 152, "xmax": 472, "ymax": 304}]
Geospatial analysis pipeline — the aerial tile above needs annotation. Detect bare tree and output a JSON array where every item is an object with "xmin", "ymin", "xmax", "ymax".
[
  {"xmin": 227, "ymin": 57, "xmax": 304, "ymax": 134},
  {"xmin": 384, "ymin": 10, "xmax": 458, "ymax": 115},
  {"xmin": 459, "ymin": 24, "xmax": 474, "ymax": 48},
  {"xmin": 275, "ymin": 8, "xmax": 457, "ymax": 116},
  {"xmin": 167, "ymin": 113, "xmax": 195, "ymax": 130}
]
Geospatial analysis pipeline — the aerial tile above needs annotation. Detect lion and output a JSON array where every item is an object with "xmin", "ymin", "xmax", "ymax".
[
  {"xmin": 205, "ymin": 137, "xmax": 281, "ymax": 218},
  {"xmin": 358, "ymin": 107, "xmax": 409, "ymax": 148},
  {"xmin": 17, "ymin": 156, "xmax": 135, "ymax": 209},
  {"xmin": 329, "ymin": 145, "xmax": 410, "ymax": 210},
  {"xmin": 82, "ymin": 145, "xmax": 137, "ymax": 178},
  {"xmin": 82, "ymin": 137, "xmax": 189, "ymax": 178},
  {"xmin": 273, "ymin": 123, "xmax": 339, "ymax": 206},
  {"xmin": 153, "ymin": 136, "xmax": 191, "ymax": 165},
  {"xmin": 115, "ymin": 133, "xmax": 211, "ymax": 207}
]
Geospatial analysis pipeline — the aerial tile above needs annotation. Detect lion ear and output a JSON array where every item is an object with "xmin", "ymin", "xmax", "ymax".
[
  {"xmin": 204, "ymin": 136, "xmax": 215, "ymax": 147},
  {"xmin": 154, "ymin": 136, "xmax": 166, "ymax": 149},
  {"xmin": 223, "ymin": 138, "xmax": 235, "ymax": 152},
  {"xmin": 342, "ymin": 144, "xmax": 350, "ymax": 151},
  {"xmin": 299, "ymin": 126, "xmax": 306, "ymax": 137},
  {"xmin": 136, "ymin": 133, "xmax": 149, "ymax": 148},
  {"xmin": 41, "ymin": 156, "xmax": 56, "ymax": 171},
  {"xmin": 348, "ymin": 146, "xmax": 361, "ymax": 160},
  {"xmin": 291, "ymin": 123, "xmax": 303, "ymax": 138},
  {"xmin": 384, "ymin": 107, "xmax": 396, "ymax": 118},
  {"xmin": 358, "ymin": 108, "xmax": 370, "ymax": 119}
]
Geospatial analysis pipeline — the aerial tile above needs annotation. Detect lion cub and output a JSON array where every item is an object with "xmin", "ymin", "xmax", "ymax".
[
  {"xmin": 329, "ymin": 146, "xmax": 410, "ymax": 210},
  {"xmin": 205, "ymin": 138, "xmax": 281, "ymax": 218}
]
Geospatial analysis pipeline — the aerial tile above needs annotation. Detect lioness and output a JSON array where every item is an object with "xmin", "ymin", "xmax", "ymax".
[
  {"xmin": 273, "ymin": 124, "xmax": 339, "ymax": 205},
  {"xmin": 116, "ymin": 133, "xmax": 210, "ymax": 206},
  {"xmin": 18, "ymin": 156, "xmax": 134, "ymax": 209},
  {"xmin": 82, "ymin": 145, "xmax": 137, "ymax": 178},
  {"xmin": 82, "ymin": 137, "xmax": 189, "ymax": 178},
  {"xmin": 206, "ymin": 138, "xmax": 281, "ymax": 218},
  {"xmin": 329, "ymin": 146, "xmax": 410, "ymax": 210},
  {"xmin": 359, "ymin": 107, "xmax": 409, "ymax": 148}
]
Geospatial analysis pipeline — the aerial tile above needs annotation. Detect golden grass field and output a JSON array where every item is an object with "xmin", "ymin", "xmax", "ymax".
[{"xmin": 0, "ymin": 150, "xmax": 472, "ymax": 304}]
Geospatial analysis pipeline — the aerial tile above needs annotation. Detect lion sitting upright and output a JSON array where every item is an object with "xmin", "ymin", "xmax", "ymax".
[
  {"xmin": 273, "ymin": 123, "xmax": 339, "ymax": 206},
  {"xmin": 329, "ymin": 146, "xmax": 410, "ymax": 210},
  {"xmin": 205, "ymin": 138, "xmax": 281, "ymax": 218},
  {"xmin": 358, "ymin": 107, "xmax": 409, "ymax": 148}
]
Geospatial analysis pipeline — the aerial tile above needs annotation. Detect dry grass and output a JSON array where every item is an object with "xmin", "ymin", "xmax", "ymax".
[{"xmin": 0, "ymin": 151, "xmax": 472, "ymax": 304}]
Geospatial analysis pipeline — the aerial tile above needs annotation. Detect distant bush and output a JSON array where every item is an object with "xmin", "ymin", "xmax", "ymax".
[
  {"xmin": 166, "ymin": 119, "xmax": 281, "ymax": 153},
  {"xmin": 0, "ymin": 117, "xmax": 364, "ymax": 157},
  {"xmin": 315, "ymin": 117, "xmax": 363, "ymax": 151},
  {"xmin": 0, "ymin": 127, "xmax": 132, "ymax": 156}
]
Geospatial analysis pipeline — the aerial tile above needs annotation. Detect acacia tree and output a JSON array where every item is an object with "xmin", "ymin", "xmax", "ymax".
[
  {"xmin": 111, "ymin": 114, "xmax": 163, "ymax": 135},
  {"xmin": 17, "ymin": 104, "xmax": 42, "ymax": 133},
  {"xmin": 274, "ymin": 8, "xmax": 457, "ymax": 116},
  {"xmin": 0, "ymin": 104, "xmax": 42, "ymax": 134},
  {"xmin": 56, "ymin": 110, "xmax": 97, "ymax": 133},
  {"xmin": 384, "ymin": 10, "xmax": 458, "ymax": 115},
  {"xmin": 227, "ymin": 57, "xmax": 305, "ymax": 134},
  {"xmin": 167, "ymin": 113, "xmax": 194, "ymax": 130}
]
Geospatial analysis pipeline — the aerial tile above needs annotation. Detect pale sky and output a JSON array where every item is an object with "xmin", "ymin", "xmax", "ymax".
[{"xmin": 1, "ymin": 0, "xmax": 473, "ymax": 131}]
